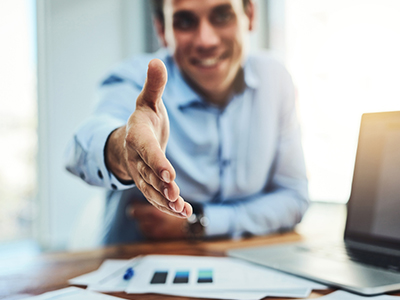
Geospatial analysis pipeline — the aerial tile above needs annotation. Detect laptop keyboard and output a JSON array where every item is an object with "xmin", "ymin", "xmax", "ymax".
[{"xmin": 299, "ymin": 244, "xmax": 400, "ymax": 273}]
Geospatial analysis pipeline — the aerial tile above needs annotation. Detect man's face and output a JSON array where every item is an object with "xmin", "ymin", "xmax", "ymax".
[{"xmin": 158, "ymin": 0, "xmax": 254, "ymax": 101}]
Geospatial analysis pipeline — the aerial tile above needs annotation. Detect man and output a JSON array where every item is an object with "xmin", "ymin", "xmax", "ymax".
[{"xmin": 65, "ymin": 0, "xmax": 309, "ymax": 244}]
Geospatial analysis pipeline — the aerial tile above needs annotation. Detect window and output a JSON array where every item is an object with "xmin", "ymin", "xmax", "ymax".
[
  {"xmin": 284, "ymin": 0, "xmax": 400, "ymax": 202},
  {"xmin": 0, "ymin": 0, "xmax": 37, "ymax": 242}
]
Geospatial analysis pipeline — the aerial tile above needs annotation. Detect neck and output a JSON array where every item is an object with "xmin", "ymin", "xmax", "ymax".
[{"xmin": 184, "ymin": 69, "xmax": 245, "ymax": 108}]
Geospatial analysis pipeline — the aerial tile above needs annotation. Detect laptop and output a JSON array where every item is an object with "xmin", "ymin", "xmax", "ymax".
[{"xmin": 229, "ymin": 111, "xmax": 400, "ymax": 295}]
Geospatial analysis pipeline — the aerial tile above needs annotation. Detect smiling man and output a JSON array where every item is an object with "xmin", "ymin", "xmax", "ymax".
[{"xmin": 65, "ymin": 0, "xmax": 309, "ymax": 244}]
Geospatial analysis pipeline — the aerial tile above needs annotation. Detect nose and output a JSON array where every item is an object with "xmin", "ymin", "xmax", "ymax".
[{"xmin": 194, "ymin": 19, "xmax": 220, "ymax": 52}]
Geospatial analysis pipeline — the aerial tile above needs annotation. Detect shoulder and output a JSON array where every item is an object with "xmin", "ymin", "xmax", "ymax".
[
  {"xmin": 246, "ymin": 50, "xmax": 292, "ymax": 81},
  {"xmin": 244, "ymin": 51, "xmax": 296, "ymax": 112},
  {"xmin": 247, "ymin": 50, "xmax": 286, "ymax": 68}
]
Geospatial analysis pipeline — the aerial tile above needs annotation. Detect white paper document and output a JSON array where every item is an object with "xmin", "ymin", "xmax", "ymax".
[
  {"xmin": 69, "ymin": 254, "xmax": 327, "ymax": 299},
  {"xmin": 125, "ymin": 255, "xmax": 325, "ymax": 293},
  {"xmin": 160, "ymin": 288, "xmax": 312, "ymax": 299},
  {"xmin": 318, "ymin": 290, "xmax": 400, "ymax": 299},
  {"xmin": 70, "ymin": 257, "xmax": 143, "ymax": 293},
  {"xmin": 69, "ymin": 259, "xmax": 129, "ymax": 286},
  {"xmin": 22, "ymin": 287, "xmax": 124, "ymax": 300}
]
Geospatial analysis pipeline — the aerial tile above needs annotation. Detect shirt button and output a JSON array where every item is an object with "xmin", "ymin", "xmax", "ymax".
[
  {"xmin": 111, "ymin": 184, "xmax": 117, "ymax": 190},
  {"xmin": 98, "ymin": 170, "xmax": 103, "ymax": 179},
  {"xmin": 222, "ymin": 159, "xmax": 230, "ymax": 167},
  {"xmin": 80, "ymin": 172, "xmax": 85, "ymax": 180}
]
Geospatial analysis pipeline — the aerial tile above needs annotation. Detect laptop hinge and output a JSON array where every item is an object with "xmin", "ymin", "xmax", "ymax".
[{"xmin": 345, "ymin": 240, "xmax": 400, "ymax": 256}]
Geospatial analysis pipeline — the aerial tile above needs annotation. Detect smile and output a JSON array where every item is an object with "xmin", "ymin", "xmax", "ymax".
[
  {"xmin": 191, "ymin": 54, "xmax": 227, "ymax": 68},
  {"xmin": 198, "ymin": 57, "xmax": 220, "ymax": 67}
]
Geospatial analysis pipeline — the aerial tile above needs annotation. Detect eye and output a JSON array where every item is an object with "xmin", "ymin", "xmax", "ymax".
[
  {"xmin": 173, "ymin": 13, "xmax": 198, "ymax": 31},
  {"xmin": 211, "ymin": 9, "xmax": 235, "ymax": 25}
]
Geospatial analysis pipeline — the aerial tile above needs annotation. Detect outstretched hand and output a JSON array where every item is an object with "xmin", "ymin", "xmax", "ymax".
[{"xmin": 106, "ymin": 59, "xmax": 192, "ymax": 218}]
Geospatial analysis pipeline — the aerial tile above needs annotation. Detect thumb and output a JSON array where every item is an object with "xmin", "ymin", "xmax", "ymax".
[{"xmin": 138, "ymin": 59, "xmax": 168, "ymax": 108}]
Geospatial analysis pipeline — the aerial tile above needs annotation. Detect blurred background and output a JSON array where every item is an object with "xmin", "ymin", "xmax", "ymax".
[{"xmin": 1, "ymin": 0, "xmax": 400, "ymax": 256}]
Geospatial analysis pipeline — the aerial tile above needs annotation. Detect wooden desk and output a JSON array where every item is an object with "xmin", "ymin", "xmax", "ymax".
[
  {"xmin": 0, "ymin": 232, "xmax": 333, "ymax": 300},
  {"xmin": 1, "ymin": 203, "xmax": 398, "ymax": 299}
]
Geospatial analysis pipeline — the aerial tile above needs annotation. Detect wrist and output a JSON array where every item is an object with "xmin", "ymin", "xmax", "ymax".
[{"xmin": 104, "ymin": 126, "xmax": 131, "ymax": 181}]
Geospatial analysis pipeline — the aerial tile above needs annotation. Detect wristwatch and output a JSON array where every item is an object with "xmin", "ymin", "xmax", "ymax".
[{"xmin": 186, "ymin": 202, "xmax": 209, "ymax": 239}]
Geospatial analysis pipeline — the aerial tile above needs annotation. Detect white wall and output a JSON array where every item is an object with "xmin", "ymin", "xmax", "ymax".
[{"xmin": 36, "ymin": 0, "xmax": 147, "ymax": 250}]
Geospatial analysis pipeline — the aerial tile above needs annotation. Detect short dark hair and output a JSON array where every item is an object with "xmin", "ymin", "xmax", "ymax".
[{"xmin": 151, "ymin": 0, "xmax": 251, "ymax": 25}]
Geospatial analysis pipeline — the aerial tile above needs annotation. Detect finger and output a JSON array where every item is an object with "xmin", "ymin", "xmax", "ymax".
[
  {"xmin": 154, "ymin": 202, "xmax": 188, "ymax": 219},
  {"xmin": 129, "ymin": 167, "xmax": 188, "ymax": 218},
  {"xmin": 135, "ymin": 156, "xmax": 180, "ymax": 201},
  {"xmin": 181, "ymin": 202, "xmax": 193, "ymax": 218},
  {"xmin": 168, "ymin": 196, "xmax": 185, "ymax": 214},
  {"xmin": 154, "ymin": 197, "xmax": 188, "ymax": 218},
  {"xmin": 137, "ymin": 59, "xmax": 168, "ymax": 109},
  {"xmin": 133, "ymin": 173, "xmax": 178, "ymax": 212},
  {"xmin": 146, "ymin": 193, "xmax": 188, "ymax": 219},
  {"xmin": 133, "ymin": 174, "xmax": 168, "ymax": 208},
  {"xmin": 125, "ymin": 125, "xmax": 175, "ymax": 184}
]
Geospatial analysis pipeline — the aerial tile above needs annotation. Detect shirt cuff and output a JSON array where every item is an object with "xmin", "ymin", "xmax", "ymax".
[
  {"xmin": 91, "ymin": 122, "xmax": 135, "ymax": 191},
  {"xmin": 203, "ymin": 204, "xmax": 236, "ymax": 237},
  {"xmin": 70, "ymin": 115, "xmax": 135, "ymax": 191}
]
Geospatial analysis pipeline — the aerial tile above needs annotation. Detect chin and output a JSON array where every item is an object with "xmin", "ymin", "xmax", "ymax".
[
  {"xmin": 196, "ymin": 74, "xmax": 226, "ymax": 86},
  {"xmin": 197, "ymin": 80, "xmax": 224, "ymax": 92}
]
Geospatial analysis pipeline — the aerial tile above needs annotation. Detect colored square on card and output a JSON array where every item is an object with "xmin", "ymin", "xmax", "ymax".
[
  {"xmin": 173, "ymin": 270, "xmax": 189, "ymax": 283},
  {"xmin": 150, "ymin": 271, "xmax": 168, "ymax": 284},
  {"xmin": 197, "ymin": 269, "xmax": 213, "ymax": 283}
]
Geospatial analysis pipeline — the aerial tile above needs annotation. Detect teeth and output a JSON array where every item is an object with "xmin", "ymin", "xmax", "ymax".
[{"xmin": 199, "ymin": 57, "xmax": 219, "ymax": 67}]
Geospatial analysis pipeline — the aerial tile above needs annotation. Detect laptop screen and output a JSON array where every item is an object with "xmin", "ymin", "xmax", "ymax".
[{"xmin": 345, "ymin": 111, "xmax": 400, "ymax": 248}]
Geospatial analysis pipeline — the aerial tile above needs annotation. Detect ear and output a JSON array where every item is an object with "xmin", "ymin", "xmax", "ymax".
[
  {"xmin": 154, "ymin": 17, "xmax": 168, "ymax": 47},
  {"xmin": 245, "ymin": 0, "xmax": 255, "ymax": 31}
]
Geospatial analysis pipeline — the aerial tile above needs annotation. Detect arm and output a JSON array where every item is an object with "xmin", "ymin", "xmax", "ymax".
[
  {"xmin": 65, "ymin": 59, "xmax": 192, "ymax": 219},
  {"xmin": 139, "ymin": 108, "xmax": 309, "ymax": 240},
  {"xmin": 203, "ymin": 68, "xmax": 309, "ymax": 238},
  {"xmin": 204, "ymin": 125, "xmax": 309, "ymax": 238}
]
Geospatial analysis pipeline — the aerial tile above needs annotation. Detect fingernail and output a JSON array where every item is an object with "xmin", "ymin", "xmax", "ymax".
[
  {"xmin": 161, "ymin": 170, "xmax": 170, "ymax": 183},
  {"xmin": 180, "ymin": 207, "xmax": 187, "ymax": 217},
  {"xmin": 164, "ymin": 188, "xmax": 169, "ymax": 200},
  {"xmin": 169, "ymin": 201, "xmax": 177, "ymax": 212}
]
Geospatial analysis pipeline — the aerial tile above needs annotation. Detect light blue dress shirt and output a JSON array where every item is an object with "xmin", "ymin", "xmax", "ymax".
[{"xmin": 65, "ymin": 49, "xmax": 309, "ymax": 244}]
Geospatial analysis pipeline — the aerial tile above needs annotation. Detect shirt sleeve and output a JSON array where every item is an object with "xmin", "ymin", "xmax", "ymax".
[
  {"xmin": 64, "ymin": 78, "xmax": 141, "ymax": 191},
  {"xmin": 203, "ymin": 65, "xmax": 309, "ymax": 238}
]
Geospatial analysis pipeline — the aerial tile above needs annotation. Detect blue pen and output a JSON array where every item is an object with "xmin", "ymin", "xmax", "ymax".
[
  {"xmin": 98, "ymin": 256, "xmax": 143, "ymax": 285},
  {"xmin": 123, "ymin": 267, "xmax": 134, "ymax": 280}
]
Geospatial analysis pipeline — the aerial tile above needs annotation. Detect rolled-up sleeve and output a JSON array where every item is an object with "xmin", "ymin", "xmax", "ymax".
[
  {"xmin": 203, "ymin": 121, "xmax": 309, "ymax": 238},
  {"xmin": 65, "ymin": 77, "xmax": 142, "ymax": 190},
  {"xmin": 203, "ymin": 59, "xmax": 309, "ymax": 238}
]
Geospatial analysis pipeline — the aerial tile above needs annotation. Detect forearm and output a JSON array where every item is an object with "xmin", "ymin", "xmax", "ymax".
[
  {"xmin": 203, "ymin": 187, "xmax": 309, "ymax": 238},
  {"xmin": 65, "ymin": 115, "xmax": 135, "ymax": 190},
  {"xmin": 105, "ymin": 125, "xmax": 131, "ymax": 182}
]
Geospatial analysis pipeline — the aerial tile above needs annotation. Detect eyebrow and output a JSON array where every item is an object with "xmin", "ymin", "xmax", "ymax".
[
  {"xmin": 212, "ymin": 4, "xmax": 234, "ymax": 13},
  {"xmin": 173, "ymin": 10, "xmax": 197, "ymax": 19},
  {"xmin": 173, "ymin": 3, "xmax": 234, "ymax": 18}
]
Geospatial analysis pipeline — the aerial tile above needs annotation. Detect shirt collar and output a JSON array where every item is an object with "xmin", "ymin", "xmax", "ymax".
[
  {"xmin": 163, "ymin": 51, "xmax": 259, "ymax": 110},
  {"xmin": 164, "ymin": 54, "xmax": 202, "ymax": 110},
  {"xmin": 243, "ymin": 55, "xmax": 259, "ymax": 89}
]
